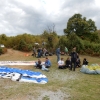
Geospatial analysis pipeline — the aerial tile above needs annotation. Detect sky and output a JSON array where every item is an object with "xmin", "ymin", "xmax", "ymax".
[{"xmin": 0, "ymin": 0, "xmax": 100, "ymax": 36}]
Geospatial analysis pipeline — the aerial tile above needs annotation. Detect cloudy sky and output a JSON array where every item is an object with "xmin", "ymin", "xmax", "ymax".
[{"xmin": 0, "ymin": 0, "xmax": 100, "ymax": 36}]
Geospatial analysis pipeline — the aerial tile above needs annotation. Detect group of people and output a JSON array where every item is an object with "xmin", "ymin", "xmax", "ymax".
[
  {"xmin": 32, "ymin": 46, "xmax": 49, "ymax": 58},
  {"xmin": 34, "ymin": 46, "xmax": 89, "ymax": 72},
  {"xmin": 56, "ymin": 47, "xmax": 88, "ymax": 71}
]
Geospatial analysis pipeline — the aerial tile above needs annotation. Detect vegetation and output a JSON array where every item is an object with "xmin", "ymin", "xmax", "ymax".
[
  {"xmin": 0, "ymin": 13, "xmax": 100, "ymax": 56},
  {"xmin": 64, "ymin": 13, "xmax": 99, "ymax": 42}
]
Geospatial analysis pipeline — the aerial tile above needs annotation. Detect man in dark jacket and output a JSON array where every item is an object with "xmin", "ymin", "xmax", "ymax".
[{"xmin": 70, "ymin": 47, "xmax": 77, "ymax": 71}]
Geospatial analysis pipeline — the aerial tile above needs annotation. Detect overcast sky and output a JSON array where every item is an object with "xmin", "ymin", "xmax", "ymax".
[{"xmin": 0, "ymin": 0, "xmax": 100, "ymax": 36}]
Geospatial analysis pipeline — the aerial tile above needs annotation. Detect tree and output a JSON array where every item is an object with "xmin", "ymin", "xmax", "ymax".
[
  {"xmin": 41, "ymin": 24, "xmax": 59, "ymax": 52},
  {"xmin": 64, "ymin": 13, "xmax": 97, "ymax": 40},
  {"xmin": 0, "ymin": 34, "xmax": 8, "ymax": 46}
]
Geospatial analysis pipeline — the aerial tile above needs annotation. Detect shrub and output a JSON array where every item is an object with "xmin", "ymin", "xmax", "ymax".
[
  {"xmin": 66, "ymin": 33, "xmax": 84, "ymax": 53},
  {"xmin": 0, "ymin": 47, "xmax": 7, "ymax": 54}
]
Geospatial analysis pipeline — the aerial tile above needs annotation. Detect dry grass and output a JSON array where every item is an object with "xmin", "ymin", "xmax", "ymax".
[{"xmin": 0, "ymin": 49, "xmax": 100, "ymax": 100}]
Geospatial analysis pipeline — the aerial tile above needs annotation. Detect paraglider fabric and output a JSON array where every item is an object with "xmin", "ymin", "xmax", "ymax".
[
  {"xmin": 80, "ymin": 64, "xmax": 100, "ymax": 74},
  {"xmin": 0, "ymin": 66, "xmax": 48, "ymax": 84}
]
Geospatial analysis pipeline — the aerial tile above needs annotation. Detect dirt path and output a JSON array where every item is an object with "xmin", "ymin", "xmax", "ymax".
[{"xmin": 0, "ymin": 49, "xmax": 32, "ymax": 60}]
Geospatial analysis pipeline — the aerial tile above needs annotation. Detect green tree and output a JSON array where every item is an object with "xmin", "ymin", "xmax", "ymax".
[
  {"xmin": 64, "ymin": 13, "xmax": 97, "ymax": 40},
  {"xmin": 58, "ymin": 35, "xmax": 68, "ymax": 51},
  {"xmin": 67, "ymin": 33, "xmax": 84, "ymax": 53},
  {"xmin": 18, "ymin": 39, "xmax": 26, "ymax": 51},
  {"xmin": 41, "ymin": 29, "xmax": 59, "ymax": 53},
  {"xmin": 0, "ymin": 34, "xmax": 8, "ymax": 46}
]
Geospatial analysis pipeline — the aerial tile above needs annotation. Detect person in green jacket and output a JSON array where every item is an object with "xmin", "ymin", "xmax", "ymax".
[{"xmin": 65, "ymin": 47, "xmax": 68, "ymax": 55}]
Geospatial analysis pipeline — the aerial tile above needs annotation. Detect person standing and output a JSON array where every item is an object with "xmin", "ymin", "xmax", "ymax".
[
  {"xmin": 43, "ymin": 48, "xmax": 47, "ymax": 57},
  {"xmin": 56, "ymin": 47, "xmax": 60, "ymax": 62},
  {"xmin": 65, "ymin": 47, "xmax": 68, "ymax": 55},
  {"xmin": 70, "ymin": 47, "xmax": 77, "ymax": 71},
  {"xmin": 33, "ymin": 46, "xmax": 37, "ymax": 57}
]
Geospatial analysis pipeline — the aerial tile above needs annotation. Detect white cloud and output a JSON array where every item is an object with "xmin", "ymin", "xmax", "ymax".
[{"xmin": 0, "ymin": 0, "xmax": 100, "ymax": 36}]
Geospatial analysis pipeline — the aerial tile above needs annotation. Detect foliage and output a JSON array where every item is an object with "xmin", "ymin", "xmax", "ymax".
[
  {"xmin": 41, "ymin": 30, "xmax": 59, "ymax": 53},
  {"xmin": 0, "ymin": 29, "xmax": 100, "ymax": 56},
  {"xmin": 64, "ymin": 13, "xmax": 98, "ymax": 41},
  {"xmin": 57, "ymin": 35, "xmax": 68, "ymax": 51},
  {"xmin": 18, "ymin": 39, "xmax": 27, "ymax": 51},
  {"xmin": 8, "ymin": 33, "xmax": 41, "ymax": 51},
  {"xmin": 83, "ymin": 40, "xmax": 100, "ymax": 56},
  {"xmin": 58, "ymin": 34, "xmax": 84, "ymax": 53},
  {"xmin": 0, "ymin": 34, "xmax": 8, "ymax": 46},
  {"xmin": 0, "ymin": 47, "xmax": 7, "ymax": 54}
]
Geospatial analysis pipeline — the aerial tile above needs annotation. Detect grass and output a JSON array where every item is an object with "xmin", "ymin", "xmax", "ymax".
[{"xmin": 0, "ymin": 49, "xmax": 100, "ymax": 100}]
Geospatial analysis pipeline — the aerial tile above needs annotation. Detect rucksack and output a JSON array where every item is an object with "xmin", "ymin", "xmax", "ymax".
[{"xmin": 71, "ymin": 52, "xmax": 77, "ymax": 60}]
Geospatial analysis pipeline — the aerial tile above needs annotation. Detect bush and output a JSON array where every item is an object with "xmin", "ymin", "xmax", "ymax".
[
  {"xmin": 67, "ymin": 33, "xmax": 84, "ymax": 53},
  {"xmin": 83, "ymin": 40, "xmax": 100, "ymax": 56},
  {"xmin": 0, "ymin": 47, "xmax": 7, "ymax": 54}
]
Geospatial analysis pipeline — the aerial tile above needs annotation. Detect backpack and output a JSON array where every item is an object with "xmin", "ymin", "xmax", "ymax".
[{"xmin": 71, "ymin": 52, "xmax": 77, "ymax": 60}]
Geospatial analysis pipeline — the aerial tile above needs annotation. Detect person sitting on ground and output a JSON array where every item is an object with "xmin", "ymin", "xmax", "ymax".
[
  {"xmin": 35, "ymin": 59, "xmax": 42, "ymax": 69},
  {"xmin": 76, "ymin": 55, "xmax": 81, "ymax": 68},
  {"xmin": 35, "ymin": 58, "xmax": 49, "ymax": 71},
  {"xmin": 65, "ymin": 57, "xmax": 71, "ymax": 68},
  {"xmin": 82, "ymin": 58, "xmax": 88, "ymax": 65},
  {"xmin": 58, "ymin": 58, "xmax": 66, "ymax": 69},
  {"xmin": 45, "ymin": 57, "xmax": 51, "ymax": 68}
]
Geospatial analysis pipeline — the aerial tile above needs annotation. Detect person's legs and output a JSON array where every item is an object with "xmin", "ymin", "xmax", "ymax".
[
  {"xmin": 34, "ymin": 52, "xmax": 36, "ymax": 57},
  {"xmin": 42, "ymin": 65, "xmax": 49, "ymax": 71},
  {"xmin": 38, "ymin": 64, "xmax": 42, "ymax": 69},
  {"xmin": 57, "ymin": 54, "xmax": 60, "ymax": 62},
  {"xmin": 70, "ymin": 61, "xmax": 73, "ymax": 70},
  {"xmin": 73, "ymin": 61, "xmax": 76, "ymax": 71},
  {"xmin": 63, "ymin": 65, "xmax": 67, "ymax": 69},
  {"xmin": 45, "ymin": 66, "xmax": 50, "ymax": 68},
  {"xmin": 58, "ymin": 66, "xmax": 63, "ymax": 69},
  {"xmin": 57, "ymin": 54, "xmax": 58, "ymax": 62},
  {"xmin": 65, "ymin": 64, "xmax": 69, "ymax": 68}
]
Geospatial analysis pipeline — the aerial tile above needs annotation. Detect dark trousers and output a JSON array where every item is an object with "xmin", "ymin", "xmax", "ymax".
[
  {"xmin": 58, "ymin": 65, "xmax": 66, "ymax": 69},
  {"xmin": 45, "ymin": 66, "xmax": 50, "ymax": 68},
  {"xmin": 65, "ymin": 64, "xmax": 71, "ymax": 68},
  {"xmin": 70, "ymin": 60, "xmax": 76, "ymax": 71},
  {"xmin": 36, "ymin": 64, "xmax": 42, "ymax": 69}
]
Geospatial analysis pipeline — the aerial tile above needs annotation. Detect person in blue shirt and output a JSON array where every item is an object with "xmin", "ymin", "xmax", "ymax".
[
  {"xmin": 56, "ymin": 47, "xmax": 60, "ymax": 62},
  {"xmin": 45, "ymin": 57, "xmax": 51, "ymax": 68}
]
